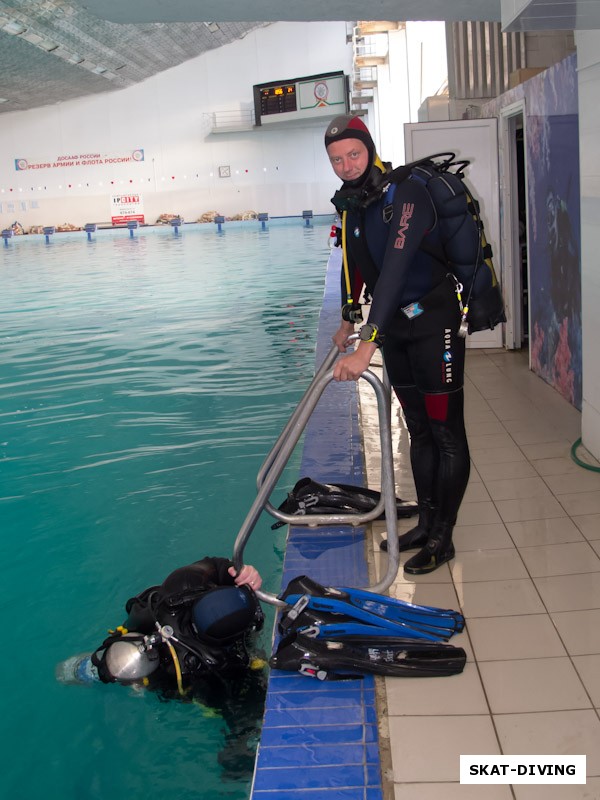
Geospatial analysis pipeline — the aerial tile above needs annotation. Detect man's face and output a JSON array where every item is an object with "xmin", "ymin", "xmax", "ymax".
[{"xmin": 327, "ymin": 138, "xmax": 369, "ymax": 182}]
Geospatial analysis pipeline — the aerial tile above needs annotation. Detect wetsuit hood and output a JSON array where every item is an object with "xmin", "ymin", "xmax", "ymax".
[{"xmin": 324, "ymin": 114, "xmax": 391, "ymax": 211}]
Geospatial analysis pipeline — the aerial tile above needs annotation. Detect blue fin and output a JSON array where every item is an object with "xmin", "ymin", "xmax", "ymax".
[
  {"xmin": 281, "ymin": 576, "xmax": 464, "ymax": 642},
  {"xmin": 294, "ymin": 621, "xmax": 451, "ymax": 641},
  {"xmin": 338, "ymin": 586, "xmax": 464, "ymax": 632}
]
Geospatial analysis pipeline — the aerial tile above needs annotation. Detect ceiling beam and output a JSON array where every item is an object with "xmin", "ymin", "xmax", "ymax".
[{"xmin": 81, "ymin": 0, "xmax": 502, "ymax": 24}]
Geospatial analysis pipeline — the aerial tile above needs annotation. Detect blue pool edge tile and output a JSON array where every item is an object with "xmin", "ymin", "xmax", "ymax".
[{"xmin": 250, "ymin": 247, "xmax": 384, "ymax": 799}]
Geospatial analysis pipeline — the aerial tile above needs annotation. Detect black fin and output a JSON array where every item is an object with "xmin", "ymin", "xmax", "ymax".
[
  {"xmin": 271, "ymin": 477, "xmax": 417, "ymax": 529},
  {"xmin": 269, "ymin": 632, "xmax": 466, "ymax": 680}
]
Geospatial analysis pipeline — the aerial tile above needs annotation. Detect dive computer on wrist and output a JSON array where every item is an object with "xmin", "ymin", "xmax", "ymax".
[{"xmin": 358, "ymin": 323, "xmax": 382, "ymax": 346}]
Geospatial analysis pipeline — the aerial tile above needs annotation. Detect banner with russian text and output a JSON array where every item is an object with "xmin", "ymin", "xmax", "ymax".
[{"xmin": 14, "ymin": 149, "xmax": 144, "ymax": 171}]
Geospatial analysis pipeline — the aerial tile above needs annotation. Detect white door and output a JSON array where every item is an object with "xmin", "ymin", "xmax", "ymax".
[{"xmin": 404, "ymin": 119, "xmax": 503, "ymax": 348}]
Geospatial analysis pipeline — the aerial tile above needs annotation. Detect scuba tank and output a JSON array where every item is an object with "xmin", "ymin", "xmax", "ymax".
[
  {"xmin": 57, "ymin": 633, "xmax": 161, "ymax": 686},
  {"xmin": 56, "ymin": 653, "xmax": 100, "ymax": 685}
]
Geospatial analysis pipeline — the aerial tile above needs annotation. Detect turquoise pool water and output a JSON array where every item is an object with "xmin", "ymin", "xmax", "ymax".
[{"xmin": 0, "ymin": 220, "xmax": 330, "ymax": 800}]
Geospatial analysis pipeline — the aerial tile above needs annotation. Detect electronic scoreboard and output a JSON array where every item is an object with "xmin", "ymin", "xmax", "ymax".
[{"xmin": 253, "ymin": 71, "xmax": 348, "ymax": 126}]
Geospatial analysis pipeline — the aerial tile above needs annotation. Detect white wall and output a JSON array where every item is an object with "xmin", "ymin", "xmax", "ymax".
[
  {"xmin": 0, "ymin": 22, "xmax": 352, "ymax": 229},
  {"xmin": 373, "ymin": 22, "xmax": 447, "ymax": 165},
  {"xmin": 576, "ymin": 30, "xmax": 600, "ymax": 460}
]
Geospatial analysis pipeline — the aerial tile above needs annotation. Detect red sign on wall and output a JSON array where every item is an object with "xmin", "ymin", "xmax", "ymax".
[{"xmin": 111, "ymin": 193, "xmax": 144, "ymax": 225}]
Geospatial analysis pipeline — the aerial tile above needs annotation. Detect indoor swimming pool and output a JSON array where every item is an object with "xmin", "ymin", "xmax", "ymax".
[{"xmin": 0, "ymin": 219, "xmax": 331, "ymax": 800}]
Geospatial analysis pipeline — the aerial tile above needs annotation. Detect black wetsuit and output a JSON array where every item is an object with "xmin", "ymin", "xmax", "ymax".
[
  {"xmin": 123, "ymin": 556, "xmax": 264, "ymax": 683},
  {"xmin": 95, "ymin": 556, "xmax": 267, "ymax": 780},
  {"xmin": 342, "ymin": 173, "xmax": 470, "ymax": 556}
]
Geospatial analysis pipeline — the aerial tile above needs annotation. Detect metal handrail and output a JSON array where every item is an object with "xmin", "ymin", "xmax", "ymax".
[
  {"xmin": 233, "ymin": 342, "xmax": 401, "ymax": 606},
  {"xmin": 255, "ymin": 343, "xmax": 338, "ymax": 496}
]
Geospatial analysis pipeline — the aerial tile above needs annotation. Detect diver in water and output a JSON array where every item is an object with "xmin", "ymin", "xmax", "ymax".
[
  {"xmin": 59, "ymin": 557, "xmax": 265, "ymax": 691},
  {"xmin": 57, "ymin": 557, "xmax": 267, "ymax": 780},
  {"xmin": 324, "ymin": 114, "xmax": 471, "ymax": 575}
]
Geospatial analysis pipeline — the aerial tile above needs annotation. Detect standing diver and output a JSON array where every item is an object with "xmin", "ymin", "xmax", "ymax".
[{"xmin": 324, "ymin": 114, "xmax": 471, "ymax": 575}]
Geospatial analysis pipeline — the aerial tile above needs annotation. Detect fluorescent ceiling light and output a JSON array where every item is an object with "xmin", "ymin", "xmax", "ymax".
[
  {"xmin": 204, "ymin": 22, "xmax": 219, "ymax": 32},
  {"xmin": 39, "ymin": 39, "xmax": 59, "ymax": 51},
  {"xmin": 92, "ymin": 65, "xmax": 107, "ymax": 74},
  {"xmin": 22, "ymin": 31, "xmax": 43, "ymax": 45},
  {"xmin": 0, "ymin": 98, "xmax": 8, "ymax": 103},
  {"xmin": 2, "ymin": 20, "xmax": 27, "ymax": 35}
]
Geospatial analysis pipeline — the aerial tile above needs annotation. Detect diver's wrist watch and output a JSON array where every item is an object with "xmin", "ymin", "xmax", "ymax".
[{"xmin": 358, "ymin": 323, "xmax": 382, "ymax": 346}]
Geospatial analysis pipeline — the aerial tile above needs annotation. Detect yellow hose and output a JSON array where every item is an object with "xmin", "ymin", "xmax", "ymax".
[{"xmin": 164, "ymin": 639, "xmax": 186, "ymax": 696}]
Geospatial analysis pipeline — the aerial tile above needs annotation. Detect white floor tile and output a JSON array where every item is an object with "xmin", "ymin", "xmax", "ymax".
[
  {"xmin": 465, "ymin": 420, "xmax": 507, "ymax": 437},
  {"xmin": 519, "ymin": 541, "xmax": 600, "ymax": 577},
  {"xmin": 389, "ymin": 581, "xmax": 461, "ymax": 612},
  {"xmin": 551, "ymin": 609, "xmax": 600, "ymax": 655},
  {"xmin": 470, "ymin": 445, "xmax": 527, "ymax": 466},
  {"xmin": 520, "ymin": 441, "xmax": 574, "ymax": 460},
  {"xmin": 486, "ymin": 476, "xmax": 554, "ymax": 501},
  {"xmin": 494, "ymin": 710, "xmax": 600, "ymax": 775},
  {"xmin": 513, "ymin": 781, "xmax": 600, "ymax": 800},
  {"xmin": 559, "ymin": 491, "xmax": 600, "ymax": 516},
  {"xmin": 467, "ymin": 615, "xmax": 566, "ymax": 661},
  {"xmin": 395, "ymin": 784, "xmax": 514, "ymax": 799},
  {"xmin": 534, "ymin": 572, "xmax": 600, "ymax": 612},
  {"xmin": 452, "ymin": 548, "xmax": 528, "ymax": 583},
  {"xmin": 386, "ymin": 662, "xmax": 488, "ymax": 715},
  {"xmin": 544, "ymin": 471, "xmax": 600, "ymax": 495},
  {"xmin": 468, "ymin": 433, "xmax": 520, "ymax": 451},
  {"xmin": 456, "ymin": 501, "xmax": 503, "ymax": 526},
  {"xmin": 506, "ymin": 517, "xmax": 584, "ymax": 547},
  {"xmin": 476, "ymin": 460, "xmax": 538, "ymax": 481},
  {"xmin": 388, "ymin": 715, "xmax": 500, "ymax": 782},
  {"xmin": 457, "ymin": 578, "xmax": 545, "ymax": 618},
  {"xmin": 572, "ymin": 514, "xmax": 600, "ymax": 540},
  {"xmin": 462, "ymin": 482, "xmax": 492, "ymax": 502},
  {"xmin": 495, "ymin": 495, "xmax": 568, "ymax": 523},
  {"xmin": 533, "ymin": 456, "xmax": 587, "ymax": 476},
  {"xmin": 504, "ymin": 420, "xmax": 568, "ymax": 446},
  {"xmin": 572, "ymin": 654, "xmax": 600, "ymax": 707},
  {"xmin": 453, "ymin": 522, "xmax": 514, "ymax": 552},
  {"xmin": 479, "ymin": 657, "xmax": 591, "ymax": 713}
]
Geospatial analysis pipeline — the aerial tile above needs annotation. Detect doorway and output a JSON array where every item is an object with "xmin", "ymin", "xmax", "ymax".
[{"xmin": 500, "ymin": 103, "xmax": 529, "ymax": 353}]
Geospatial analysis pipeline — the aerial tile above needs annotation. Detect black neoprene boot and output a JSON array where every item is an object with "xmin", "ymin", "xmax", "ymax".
[
  {"xmin": 403, "ymin": 521, "xmax": 455, "ymax": 575},
  {"xmin": 379, "ymin": 502, "xmax": 436, "ymax": 552}
]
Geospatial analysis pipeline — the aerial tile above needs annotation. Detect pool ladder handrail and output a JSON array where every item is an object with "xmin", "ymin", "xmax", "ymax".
[{"xmin": 233, "ymin": 340, "xmax": 401, "ymax": 607}]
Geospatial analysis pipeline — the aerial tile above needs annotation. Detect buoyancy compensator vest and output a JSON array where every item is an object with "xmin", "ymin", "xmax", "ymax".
[
  {"xmin": 333, "ymin": 152, "xmax": 506, "ymax": 335},
  {"xmin": 92, "ymin": 571, "xmax": 264, "ymax": 689}
]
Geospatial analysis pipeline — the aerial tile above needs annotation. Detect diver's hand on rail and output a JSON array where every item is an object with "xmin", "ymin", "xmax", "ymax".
[
  {"xmin": 333, "ymin": 342, "xmax": 377, "ymax": 382},
  {"xmin": 332, "ymin": 320, "xmax": 356, "ymax": 352},
  {"xmin": 228, "ymin": 564, "xmax": 263, "ymax": 591}
]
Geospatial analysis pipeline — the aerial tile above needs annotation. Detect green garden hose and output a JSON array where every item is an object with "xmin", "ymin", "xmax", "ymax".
[{"xmin": 570, "ymin": 438, "xmax": 600, "ymax": 473}]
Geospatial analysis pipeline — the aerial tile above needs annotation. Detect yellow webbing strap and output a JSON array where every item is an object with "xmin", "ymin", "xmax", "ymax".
[{"xmin": 341, "ymin": 210, "xmax": 352, "ymax": 305}]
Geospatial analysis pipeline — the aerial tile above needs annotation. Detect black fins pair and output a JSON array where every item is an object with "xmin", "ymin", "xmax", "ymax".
[
  {"xmin": 269, "ymin": 576, "xmax": 466, "ymax": 680},
  {"xmin": 271, "ymin": 477, "xmax": 418, "ymax": 529}
]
